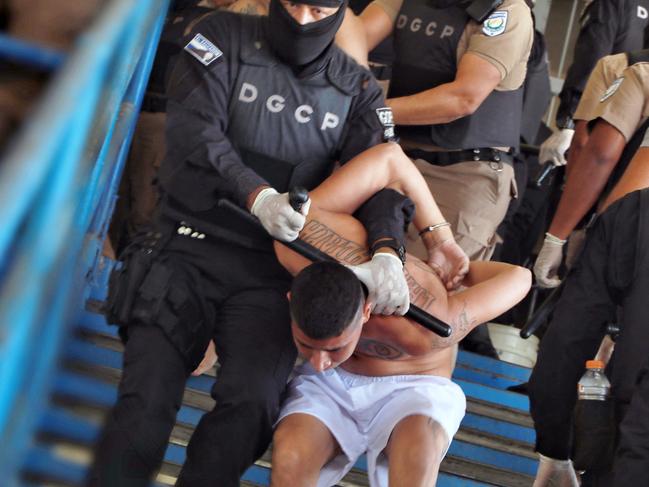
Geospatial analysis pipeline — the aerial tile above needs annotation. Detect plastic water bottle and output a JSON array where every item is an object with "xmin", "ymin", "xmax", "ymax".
[
  {"xmin": 572, "ymin": 360, "xmax": 615, "ymax": 471},
  {"xmin": 577, "ymin": 360, "xmax": 611, "ymax": 400}
]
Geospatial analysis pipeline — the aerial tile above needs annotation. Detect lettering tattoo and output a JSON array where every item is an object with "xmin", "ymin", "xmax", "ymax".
[
  {"xmin": 300, "ymin": 220, "xmax": 369, "ymax": 265},
  {"xmin": 404, "ymin": 268, "xmax": 436, "ymax": 310},
  {"xmin": 300, "ymin": 220, "xmax": 437, "ymax": 309},
  {"xmin": 357, "ymin": 338, "xmax": 404, "ymax": 360}
]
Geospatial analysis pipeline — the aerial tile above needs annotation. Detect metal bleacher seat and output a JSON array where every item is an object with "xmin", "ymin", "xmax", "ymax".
[{"xmin": 0, "ymin": 1, "xmax": 538, "ymax": 485}]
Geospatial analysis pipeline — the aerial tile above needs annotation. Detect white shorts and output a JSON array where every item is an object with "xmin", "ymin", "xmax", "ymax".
[{"xmin": 276, "ymin": 364, "xmax": 466, "ymax": 487}]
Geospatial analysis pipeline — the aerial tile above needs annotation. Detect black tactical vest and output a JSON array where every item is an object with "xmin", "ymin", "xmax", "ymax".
[
  {"xmin": 520, "ymin": 30, "xmax": 551, "ymax": 145},
  {"xmin": 614, "ymin": 0, "xmax": 649, "ymax": 52},
  {"xmin": 227, "ymin": 27, "xmax": 355, "ymax": 194},
  {"xmin": 162, "ymin": 19, "xmax": 360, "ymax": 248},
  {"xmin": 389, "ymin": 0, "xmax": 523, "ymax": 149}
]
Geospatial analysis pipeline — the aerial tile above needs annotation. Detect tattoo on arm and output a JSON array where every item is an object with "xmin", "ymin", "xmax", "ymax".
[
  {"xmin": 452, "ymin": 301, "xmax": 477, "ymax": 339},
  {"xmin": 357, "ymin": 338, "xmax": 404, "ymax": 360},
  {"xmin": 429, "ymin": 301, "xmax": 476, "ymax": 349}
]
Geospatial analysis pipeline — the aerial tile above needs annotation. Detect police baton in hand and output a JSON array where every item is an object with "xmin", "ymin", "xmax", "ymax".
[
  {"xmin": 218, "ymin": 191, "xmax": 452, "ymax": 337},
  {"xmin": 520, "ymin": 281, "xmax": 564, "ymax": 339}
]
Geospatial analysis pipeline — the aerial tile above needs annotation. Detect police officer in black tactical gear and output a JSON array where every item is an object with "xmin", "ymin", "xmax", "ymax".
[
  {"xmin": 539, "ymin": 0, "xmax": 649, "ymax": 168},
  {"xmin": 529, "ymin": 56, "xmax": 649, "ymax": 485},
  {"xmin": 87, "ymin": 0, "xmax": 423, "ymax": 485}
]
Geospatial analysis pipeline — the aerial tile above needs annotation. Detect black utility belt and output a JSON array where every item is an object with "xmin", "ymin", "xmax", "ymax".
[{"xmin": 405, "ymin": 148, "xmax": 513, "ymax": 169}]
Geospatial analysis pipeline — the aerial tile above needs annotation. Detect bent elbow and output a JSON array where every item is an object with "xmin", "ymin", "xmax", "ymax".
[{"xmin": 454, "ymin": 94, "xmax": 481, "ymax": 119}]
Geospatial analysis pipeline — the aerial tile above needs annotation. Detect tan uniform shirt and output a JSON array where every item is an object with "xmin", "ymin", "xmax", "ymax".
[
  {"xmin": 373, "ymin": 0, "xmax": 533, "ymax": 90},
  {"xmin": 592, "ymin": 62, "xmax": 649, "ymax": 142},
  {"xmin": 574, "ymin": 53, "xmax": 629, "ymax": 122}
]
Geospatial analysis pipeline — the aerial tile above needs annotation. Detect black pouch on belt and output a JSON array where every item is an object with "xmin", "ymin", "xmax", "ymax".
[
  {"xmin": 571, "ymin": 399, "xmax": 617, "ymax": 471},
  {"xmin": 105, "ymin": 230, "xmax": 168, "ymax": 326}
]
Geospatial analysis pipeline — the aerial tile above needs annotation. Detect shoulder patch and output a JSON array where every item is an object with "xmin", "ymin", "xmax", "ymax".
[
  {"xmin": 376, "ymin": 107, "xmax": 396, "ymax": 141},
  {"xmin": 600, "ymin": 77, "xmax": 624, "ymax": 102},
  {"xmin": 184, "ymin": 33, "xmax": 223, "ymax": 66},
  {"xmin": 482, "ymin": 10, "xmax": 508, "ymax": 37}
]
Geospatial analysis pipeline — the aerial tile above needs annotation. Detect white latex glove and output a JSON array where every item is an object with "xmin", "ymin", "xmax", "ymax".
[
  {"xmin": 539, "ymin": 129, "xmax": 575, "ymax": 167},
  {"xmin": 347, "ymin": 253, "xmax": 409, "ymax": 316},
  {"xmin": 532, "ymin": 454, "xmax": 579, "ymax": 487},
  {"xmin": 533, "ymin": 233, "xmax": 566, "ymax": 288},
  {"xmin": 250, "ymin": 188, "xmax": 309, "ymax": 242}
]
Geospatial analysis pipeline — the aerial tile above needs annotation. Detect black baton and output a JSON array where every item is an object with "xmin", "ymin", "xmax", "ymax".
[
  {"xmin": 519, "ymin": 282, "xmax": 564, "ymax": 339},
  {"xmin": 219, "ymin": 194, "xmax": 452, "ymax": 337}
]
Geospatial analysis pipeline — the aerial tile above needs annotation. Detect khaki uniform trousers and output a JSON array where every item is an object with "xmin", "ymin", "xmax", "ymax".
[{"xmin": 406, "ymin": 159, "xmax": 517, "ymax": 262}]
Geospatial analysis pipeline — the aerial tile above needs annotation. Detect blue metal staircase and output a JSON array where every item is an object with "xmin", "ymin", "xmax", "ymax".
[{"xmin": 0, "ymin": 1, "xmax": 538, "ymax": 485}]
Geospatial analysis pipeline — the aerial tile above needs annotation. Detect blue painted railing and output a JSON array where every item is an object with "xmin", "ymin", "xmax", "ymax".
[{"xmin": 0, "ymin": 0, "xmax": 170, "ymax": 481}]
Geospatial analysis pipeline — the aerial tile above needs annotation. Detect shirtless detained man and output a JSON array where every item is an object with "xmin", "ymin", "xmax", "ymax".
[{"xmin": 268, "ymin": 142, "xmax": 532, "ymax": 486}]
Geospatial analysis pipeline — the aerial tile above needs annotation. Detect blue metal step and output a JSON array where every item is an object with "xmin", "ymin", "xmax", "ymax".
[
  {"xmin": 62, "ymin": 336, "xmax": 535, "ymax": 448},
  {"xmin": 31, "ymin": 404, "xmax": 497, "ymax": 486}
]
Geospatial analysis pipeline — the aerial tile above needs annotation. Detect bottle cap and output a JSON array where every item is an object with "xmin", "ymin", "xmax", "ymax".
[{"xmin": 586, "ymin": 360, "xmax": 605, "ymax": 369}]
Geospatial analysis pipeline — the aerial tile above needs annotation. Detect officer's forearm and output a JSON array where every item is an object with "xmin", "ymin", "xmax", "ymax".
[
  {"xmin": 387, "ymin": 85, "xmax": 478, "ymax": 125},
  {"xmin": 354, "ymin": 189, "xmax": 411, "ymax": 253},
  {"xmin": 548, "ymin": 126, "xmax": 625, "ymax": 239},
  {"xmin": 387, "ymin": 53, "xmax": 499, "ymax": 125},
  {"xmin": 564, "ymin": 121, "xmax": 590, "ymax": 179}
]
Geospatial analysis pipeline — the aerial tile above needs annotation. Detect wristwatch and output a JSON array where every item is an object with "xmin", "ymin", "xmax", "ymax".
[{"xmin": 370, "ymin": 237, "xmax": 406, "ymax": 266}]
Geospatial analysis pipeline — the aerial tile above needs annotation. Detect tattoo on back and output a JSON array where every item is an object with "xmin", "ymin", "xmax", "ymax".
[
  {"xmin": 301, "ymin": 220, "xmax": 369, "ymax": 265},
  {"xmin": 300, "ymin": 219, "xmax": 437, "ymax": 309},
  {"xmin": 357, "ymin": 338, "xmax": 404, "ymax": 360},
  {"xmin": 404, "ymin": 268, "xmax": 436, "ymax": 310}
]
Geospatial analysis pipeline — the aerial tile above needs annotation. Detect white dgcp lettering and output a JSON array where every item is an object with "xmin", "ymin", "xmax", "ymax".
[
  {"xmin": 396, "ymin": 14, "xmax": 455, "ymax": 38},
  {"xmin": 238, "ymin": 82, "xmax": 340, "ymax": 131}
]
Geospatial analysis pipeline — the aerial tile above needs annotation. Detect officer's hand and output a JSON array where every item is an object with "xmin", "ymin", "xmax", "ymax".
[
  {"xmin": 251, "ymin": 188, "xmax": 309, "ymax": 242},
  {"xmin": 533, "ymin": 233, "xmax": 566, "ymax": 288},
  {"xmin": 192, "ymin": 340, "xmax": 217, "ymax": 376},
  {"xmin": 426, "ymin": 238, "xmax": 470, "ymax": 291},
  {"xmin": 532, "ymin": 454, "xmax": 579, "ymax": 487},
  {"xmin": 539, "ymin": 129, "xmax": 575, "ymax": 167},
  {"xmin": 347, "ymin": 253, "xmax": 409, "ymax": 316}
]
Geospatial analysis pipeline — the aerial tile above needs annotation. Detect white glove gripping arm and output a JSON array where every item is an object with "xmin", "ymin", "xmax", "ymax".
[
  {"xmin": 250, "ymin": 188, "xmax": 308, "ymax": 242},
  {"xmin": 533, "ymin": 232, "xmax": 567, "ymax": 288},
  {"xmin": 539, "ymin": 129, "xmax": 575, "ymax": 167},
  {"xmin": 347, "ymin": 252, "xmax": 410, "ymax": 316}
]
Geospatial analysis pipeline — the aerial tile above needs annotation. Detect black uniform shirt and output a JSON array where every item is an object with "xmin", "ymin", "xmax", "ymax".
[
  {"xmin": 158, "ymin": 11, "xmax": 390, "ymax": 216},
  {"xmin": 556, "ymin": 0, "xmax": 649, "ymax": 126}
]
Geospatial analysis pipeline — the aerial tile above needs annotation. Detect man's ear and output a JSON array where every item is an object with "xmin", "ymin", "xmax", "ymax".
[{"xmin": 361, "ymin": 300, "xmax": 372, "ymax": 324}]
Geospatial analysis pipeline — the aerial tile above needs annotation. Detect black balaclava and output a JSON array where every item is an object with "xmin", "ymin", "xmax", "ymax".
[{"xmin": 268, "ymin": 0, "xmax": 346, "ymax": 68}]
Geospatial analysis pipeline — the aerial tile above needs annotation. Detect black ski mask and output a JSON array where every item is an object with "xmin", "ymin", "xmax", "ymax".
[{"xmin": 268, "ymin": 0, "xmax": 346, "ymax": 67}]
